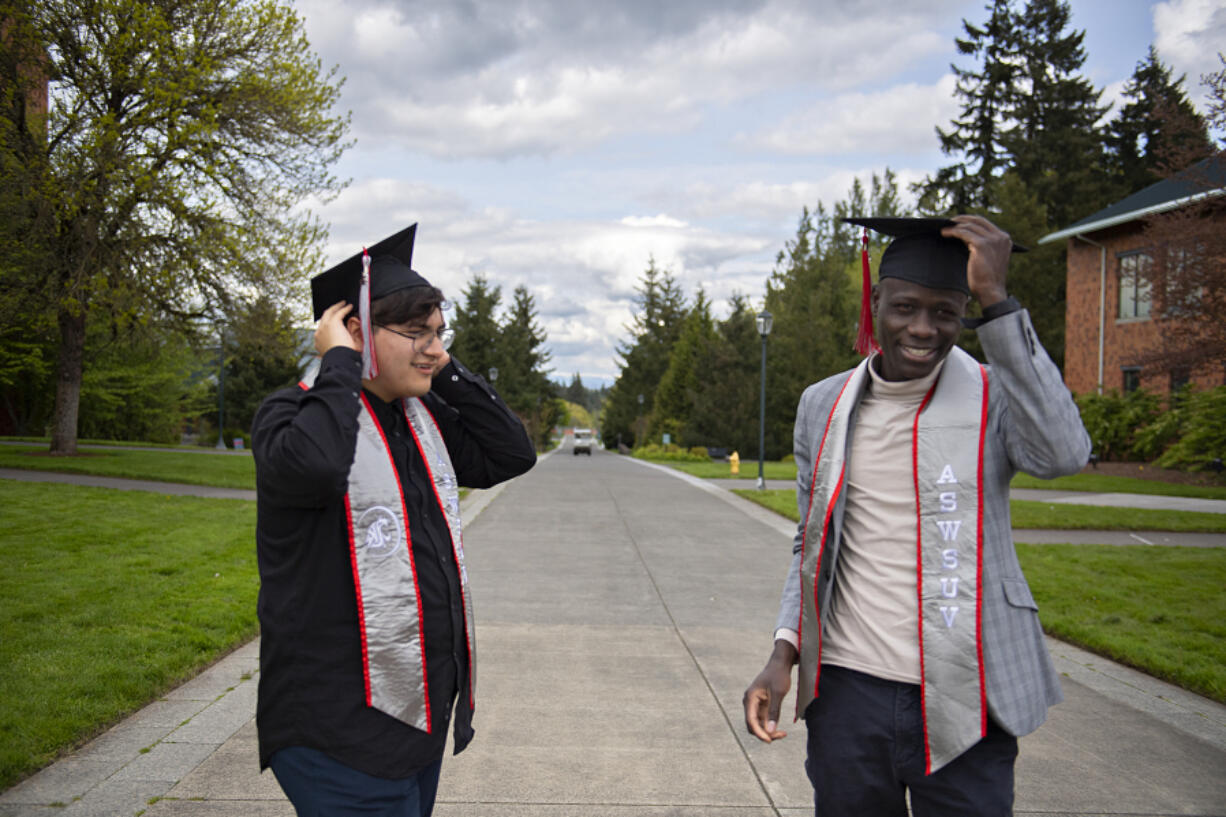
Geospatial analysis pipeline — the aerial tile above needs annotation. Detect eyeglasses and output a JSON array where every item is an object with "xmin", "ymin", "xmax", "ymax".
[{"xmin": 374, "ymin": 324, "xmax": 455, "ymax": 353}]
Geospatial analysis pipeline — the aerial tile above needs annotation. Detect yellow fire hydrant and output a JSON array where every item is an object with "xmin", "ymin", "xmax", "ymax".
[{"xmin": 729, "ymin": 450, "xmax": 740, "ymax": 475}]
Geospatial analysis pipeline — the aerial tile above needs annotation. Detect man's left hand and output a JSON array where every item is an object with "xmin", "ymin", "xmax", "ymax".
[{"xmin": 942, "ymin": 215, "xmax": 1011, "ymax": 309}]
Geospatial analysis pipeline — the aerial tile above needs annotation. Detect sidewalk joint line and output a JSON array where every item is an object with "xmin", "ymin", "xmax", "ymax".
[{"xmin": 606, "ymin": 482, "xmax": 784, "ymax": 817}]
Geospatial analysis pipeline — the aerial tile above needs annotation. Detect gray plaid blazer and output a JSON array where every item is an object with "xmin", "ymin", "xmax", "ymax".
[{"xmin": 775, "ymin": 307, "xmax": 1090, "ymax": 738}]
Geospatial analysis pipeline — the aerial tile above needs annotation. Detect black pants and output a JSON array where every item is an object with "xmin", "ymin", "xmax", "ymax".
[
  {"xmin": 270, "ymin": 746, "xmax": 443, "ymax": 817},
  {"xmin": 805, "ymin": 665, "xmax": 1018, "ymax": 817}
]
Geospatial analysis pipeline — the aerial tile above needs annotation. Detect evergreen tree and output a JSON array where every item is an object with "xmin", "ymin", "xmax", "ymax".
[
  {"xmin": 450, "ymin": 274, "xmax": 503, "ymax": 382},
  {"xmin": 762, "ymin": 207, "xmax": 859, "ymax": 458},
  {"xmin": 600, "ymin": 258, "xmax": 687, "ymax": 448},
  {"xmin": 1107, "ymin": 47, "xmax": 1213, "ymax": 194},
  {"xmin": 498, "ymin": 285, "xmax": 555, "ymax": 448},
  {"xmin": 649, "ymin": 289, "xmax": 714, "ymax": 445},
  {"xmin": 918, "ymin": 0, "xmax": 1018, "ymax": 213},
  {"xmin": 919, "ymin": 0, "xmax": 1114, "ymax": 228},
  {"xmin": 215, "ymin": 295, "xmax": 305, "ymax": 436},
  {"xmin": 1000, "ymin": 0, "xmax": 1114, "ymax": 229},
  {"xmin": 563, "ymin": 373, "xmax": 587, "ymax": 407},
  {"xmin": 686, "ymin": 294, "xmax": 760, "ymax": 457}
]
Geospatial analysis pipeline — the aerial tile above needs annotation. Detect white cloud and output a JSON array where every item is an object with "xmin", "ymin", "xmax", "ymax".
[
  {"xmin": 620, "ymin": 214, "xmax": 689, "ymax": 228},
  {"xmin": 297, "ymin": 0, "xmax": 968, "ymax": 159},
  {"xmin": 1154, "ymin": 0, "xmax": 1226, "ymax": 107},
  {"xmin": 744, "ymin": 74, "xmax": 960, "ymax": 157},
  {"xmin": 309, "ymin": 176, "xmax": 770, "ymax": 381}
]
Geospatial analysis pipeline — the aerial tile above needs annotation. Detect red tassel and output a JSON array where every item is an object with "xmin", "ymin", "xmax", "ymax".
[{"xmin": 854, "ymin": 228, "xmax": 878, "ymax": 356}]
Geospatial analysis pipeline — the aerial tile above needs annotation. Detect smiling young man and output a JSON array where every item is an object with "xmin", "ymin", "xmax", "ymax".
[
  {"xmin": 743, "ymin": 215, "xmax": 1090, "ymax": 816},
  {"xmin": 251, "ymin": 224, "xmax": 535, "ymax": 817}
]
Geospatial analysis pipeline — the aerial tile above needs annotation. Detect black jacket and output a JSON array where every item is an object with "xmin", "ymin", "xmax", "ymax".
[{"xmin": 252, "ymin": 346, "xmax": 535, "ymax": 777}]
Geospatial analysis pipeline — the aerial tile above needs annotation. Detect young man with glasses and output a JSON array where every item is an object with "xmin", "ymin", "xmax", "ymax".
[{"xmin": 252, "ymin": 224, "xmax": 535, "ymax": 816}]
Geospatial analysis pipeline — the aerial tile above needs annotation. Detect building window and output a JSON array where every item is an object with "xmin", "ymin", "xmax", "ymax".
[
  {"xmin": 1170, "ymin": 368, "xmax": 1191, "ymax": 395},
  {"xmin": 1122, "ymin": 366, "xmax": 1142, "ymax": 393},
  {"xmin": 1118, "ymin": 252, "xmax": 1152, "ymax": 320}
]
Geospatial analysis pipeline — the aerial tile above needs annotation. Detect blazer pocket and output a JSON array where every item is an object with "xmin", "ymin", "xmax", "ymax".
[{"xmin": 1002, "ymin": 578, "xmax": 1039, "ymax": 611}]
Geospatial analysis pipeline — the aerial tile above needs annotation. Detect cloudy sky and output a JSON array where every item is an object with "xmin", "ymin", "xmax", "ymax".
[{"xmin": 293, "ymin": 0, "xmax": 1226, "ymax": 386}]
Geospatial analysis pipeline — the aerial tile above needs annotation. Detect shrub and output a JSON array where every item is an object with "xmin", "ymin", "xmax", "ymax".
[
  {"xmin": 632, "ymin": 443, "xmax": 708, "ymax": 462},
  {"xmin": 1075, "ymin": 389, "xmax": 1161, "ymax": 461},
  {"xmin": 1157, "ymin": 386, "xmax": 1226, "ymax": 471}
]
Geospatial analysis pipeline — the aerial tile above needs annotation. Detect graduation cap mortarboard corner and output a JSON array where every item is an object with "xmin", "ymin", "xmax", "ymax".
[
  {"xmin": 310, "ymin": 223, "xmax": 434, "ymax": 379},
  {"xmin": 842, "ymin": 216, "xmax": 1027, "ymax": 356},
  {"xmin": 310, "ymin": 223, "xmax": 432, "ymax": 320}
]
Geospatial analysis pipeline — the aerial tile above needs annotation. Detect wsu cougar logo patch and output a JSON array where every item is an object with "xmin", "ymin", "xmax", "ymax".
[{"xmin": 358, "ymin": 506, "xmax": 401, "ymax": 560}]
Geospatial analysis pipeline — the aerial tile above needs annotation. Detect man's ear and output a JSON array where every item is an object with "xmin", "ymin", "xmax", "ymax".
[
  {"xmin": 345, "ymin": 315, "xmax": 363, "ymax": 347},
  {"xmin": 870, "ymin": 283, "xmax": 881, "ymax": 319}
]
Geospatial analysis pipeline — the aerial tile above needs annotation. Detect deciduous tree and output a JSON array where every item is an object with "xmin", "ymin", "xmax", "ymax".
[
  {"xmin": 2, "ymin": 0, "xmax": 349, "ymax": 453},
  {"xmin": 1137, "ymin": 55, "xmax": 1226, "ymax": 378}
]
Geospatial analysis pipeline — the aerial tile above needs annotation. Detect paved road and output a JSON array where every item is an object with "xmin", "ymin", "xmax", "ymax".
[{"xmin": 3, "ymin": 445, "xmax": 1226, "ymax": 815}]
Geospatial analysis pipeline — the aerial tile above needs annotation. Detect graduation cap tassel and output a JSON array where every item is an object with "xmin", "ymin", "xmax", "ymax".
[
  {"xmin": 854, "ymin": 228, "xmax": 878, "ymax": 356},
  {"xmin": 359, "ymin": 248, "xmax": 379, "ymax": 379}
]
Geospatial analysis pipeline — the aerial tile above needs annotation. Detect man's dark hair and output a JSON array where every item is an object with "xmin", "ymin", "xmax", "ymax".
[{"xmin": 367, "ymin": 286, "xmax": 447, "ymax": 327}]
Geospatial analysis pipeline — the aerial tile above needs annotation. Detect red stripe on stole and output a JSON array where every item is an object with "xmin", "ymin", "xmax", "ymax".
[
  {"xmin": 800, "ymin": 372, "xmax": 857, "ymax": 708},
  {"xmin": 344, "ymin": 494, "xmax": 374, "ymax": 708},
  {"xmin": 405, "ymin": 399, "xmax": 474, "ymax": 711},
  {"xmin": 360, "ymin": 392, "xmax": 432, "ymax": 734},
  {"xmin": 975, "ymin": 366, "xmax": 989, "ymax": 736},
  {"xmin": 912, "ymin": 381, "xmax": 938, "ymax": 776}
]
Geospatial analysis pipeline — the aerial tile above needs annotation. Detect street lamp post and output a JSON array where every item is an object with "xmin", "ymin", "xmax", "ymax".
[
  {"xmin": 755, "ymin": 309, "xmax": 773, "ymax": 489},
  {"xmin": 215, "ymin": 324, "xmax": 227, "ymax": 450},
  {"xmin": 636, "ymin": 392, "xmax": 644, "ymax": 448}
]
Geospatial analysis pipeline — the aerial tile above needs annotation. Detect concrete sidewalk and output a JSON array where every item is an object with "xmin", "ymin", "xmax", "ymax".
[{"xmin": 4, "ymin": 450, "xmax": 1226, "ymax": 816}]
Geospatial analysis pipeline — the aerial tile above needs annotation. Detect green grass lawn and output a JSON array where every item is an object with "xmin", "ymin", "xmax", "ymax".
[
  {"xmin": 733, "ymin": 488, "xmax": 1226, "ymax": 532},
  {"xmin": 0, "ymin": 480, "xmax": 259, "ymax": 791},
  {"xmin": 638, "ymin": 458, "xmax": 799, "ymax": 481},
  {"xmin": 1, "ymin": 436, "xmax": 196, "ymax": 449},
  {"xmin": 1017, "ymin": 544, "xmax": 1226, "ymax": 704},
  {"xmin": 1010, "ymin": 471, "xmax": 1226, "ymax": 500},
  {"xmin": 0, "ymin": 446, "xmax": 255, "ymax": 490},
  {"xmin": 649, "ymin": 457, "xmax": 1226, "ymax": 499}
]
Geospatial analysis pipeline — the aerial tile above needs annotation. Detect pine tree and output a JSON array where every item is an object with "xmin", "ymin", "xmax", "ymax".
[
  {"xmin": 1107, "ymin": 46, "xmax": 1213, "ymax": 195},
  {"xmin": 498, "ymin": 285, "xmax": 555, "ymax": 449},
  {"xmin": 686, "ymin": 294, "xmax": 760, "ymax": 457},
  {"xmin": 999, "ymin": 0, "xmax": 1114, "ymax": 228},
  {"xmin": 917, "ymin": 0, "xmax": 1018, "ymax": 213},
  {"xmin": 918, "ymin": 0, "xmax": 1114, "ymax": 229},
  {"xmin": 649, "ymin": 289, "xmax": 714, "ymax": 445},
  {"xmin": 600, "ymin": 258, "xmax": 688, "ymax": 448},
  {"xmin": 450, "ymin": 274, "xmax": 503, "ymax": 382}
]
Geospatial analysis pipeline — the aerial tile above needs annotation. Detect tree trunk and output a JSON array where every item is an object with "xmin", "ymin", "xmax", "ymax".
[{"xmin": 49, "ymin": 306, "xmax": 86, "ymax": 454}]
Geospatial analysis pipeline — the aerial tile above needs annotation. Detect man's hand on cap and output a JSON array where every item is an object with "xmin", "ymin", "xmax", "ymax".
[
  {"xmin": 314, "ymin": 301, "xmax": 360, "ymax": 356},
  {"xmin": 943, "ymin": 215, "xmax": 1010, "ymax": 309}
]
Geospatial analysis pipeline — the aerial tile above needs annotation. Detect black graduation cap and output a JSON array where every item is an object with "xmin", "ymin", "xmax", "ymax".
[
  {"xmin": 309, "ymin": 223, "xmax": 432, "ymax": 320},
  {"xmin": 842, "ymin": 216, "xmax": 1026, "ymax": 295},
  {"xmin": 840, "ymin": 216, "xmax": 1027, "ymax": 356}
]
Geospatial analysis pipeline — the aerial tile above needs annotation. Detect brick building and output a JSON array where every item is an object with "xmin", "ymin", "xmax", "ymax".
[{"xmin": 1039, "ymin": 159, "xmax": 1226, "ymax": 397}]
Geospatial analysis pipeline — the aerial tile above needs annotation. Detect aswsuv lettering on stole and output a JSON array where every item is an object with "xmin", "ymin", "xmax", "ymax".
[{"xmin": 935, "ymin": 463, "xmax": 961, "ymax": 628}]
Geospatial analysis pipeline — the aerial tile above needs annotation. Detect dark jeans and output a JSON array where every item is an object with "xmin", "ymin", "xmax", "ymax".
[
  {"xmin": 805, "ymin": 665, "xmax": 1018, "ymax": 817},
  {"xmin": 270, "ymin": 746, "xmax": 443, "ymax": 817}
]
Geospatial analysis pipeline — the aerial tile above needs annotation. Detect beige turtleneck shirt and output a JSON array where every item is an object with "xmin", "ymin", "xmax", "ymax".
[{"xmin": 779, "ymin": 354, "xmax": 946, "ymax": 685}]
